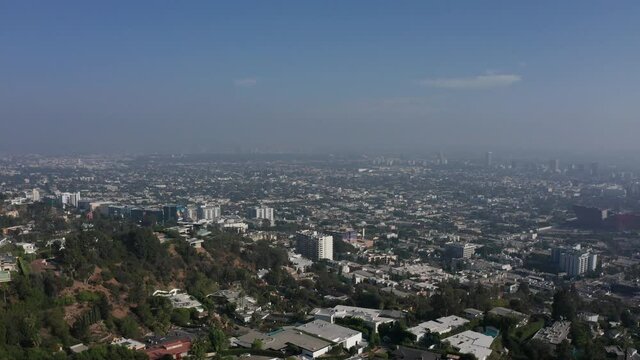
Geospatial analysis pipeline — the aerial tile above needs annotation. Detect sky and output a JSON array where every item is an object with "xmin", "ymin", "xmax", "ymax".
[{"xmin": 1, "ymin": 1, "xmax": 640, "ymax": 155}]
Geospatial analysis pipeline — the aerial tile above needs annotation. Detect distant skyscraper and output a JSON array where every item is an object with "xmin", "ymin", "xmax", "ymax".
[
  {"xmin": 438, "ymin": 152, "xmax": 448, "ymax": 165},
  {"xmin": 198, "ymin": 204, "xmax": 221, "ymax": 220},
  {"xmin": 549, "ymin": 159, "xmax": 560, "ymax": 173},
  {"xmin": 60, "ymin": 191, "xmax": 81, "ymax": 207},
  {"xmin": 253, "ymin": 206, "xmax": 275, "ymax": 226},
  {"xmin": 162, "ymin": 204, "xmax": 180, "ymax": 222},
  {"xmin": 485, "ymin": 151, "xmax": 493, "ymax": 167},
  {"xmin": 186, "ymin": 205, "xmax": 199, "ymax": 221},
  {"xmin": 552, "ymin": 245, "xmax": 597, "ymax": 277},
  {"xmin": 31, "ymin": 189, "xmax": 40, "ymax": 202},
  {"xmin": 296, "ymin": 231, "xmax": 333, "ymax": 261},
  {"xmin": 445, "ymin": 242, "xmax": 476, "ymax": 258}
]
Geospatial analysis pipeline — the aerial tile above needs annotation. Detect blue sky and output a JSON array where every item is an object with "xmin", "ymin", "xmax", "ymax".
[{"xmin": 1, "ymin": 1, "xmax": 640, "ymax": 154}]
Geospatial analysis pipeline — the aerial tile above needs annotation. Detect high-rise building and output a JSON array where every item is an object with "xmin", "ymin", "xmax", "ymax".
[
  {"xmin": 60, "ymin": 192, "xmax": 81, "ymax": 207},
  {"xmin": 185, "ymin": 205, "xmax": 199, "ymax": 221},
  {"xmin": 162, "ymin": 204, "xmax": 180, "ymax": 223},
  {"xmin": 549, "ymin": 159, "xmax": 560, "ymax": 173},
  {"xmin": 573, "ymin": 205, "xmax": 608, "ymax": 227},
  {"xmin": 296, "ymin": 231, "xmax": 333, "ymax": 261},
  {"xmin": 438, "ymin": 152, "xmax": 448, "ymax": 165},
  {"xmin": 485, "ymin": 151, "xmax": 493, "ymax": 167},
  {"xmin": 552, "ymin": 245, "xmax": 597, "ymax": 277},
  {"xmin": 31, "ymin": 189, "xmax": 40, "ymax": 202},
  {"xmin": 445, "ymin": 242, "xmax": 476, "ymax": 258},
  {"xmin": 252, "ymin": 206, "xmax": 275, "ymax": 226},
  {"xmin": 198, "ymin": 204, "xmax": 221, "ymax": 221}
]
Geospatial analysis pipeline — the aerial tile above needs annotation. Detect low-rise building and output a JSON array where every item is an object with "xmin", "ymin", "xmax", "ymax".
[
  {"xmin": 443, "ymin": 330, "xmax": 494, "ymax": 360},
  {"xmin": 153, "ymin": 289, "xmax": 205, "ymax": 313},
  {"xmin": 111, "ymin": 337, "xmax": 146, "ymax": 350},
  {"xmin": 145, "ymin": 339, "xmax": 192, "ymax": 360},
  {"xmin": 463, "ymin": 308, "xmax": 484, "ymax": 320},
  {"xmin": 311, "ymin": 305, "xmax": 395, "ymax": 332},
  {"xmin": 236, "ymin": 328, "xmax": 332, "ymax": 359},
  {"xmin": 295, "ymin": 319, "xmax": 363, "ymax": 351},
  {"xmin": 0, "ymin": 254, "xmax": 17, "ymax": 272},
  {"xmin": 532, "ymin": 321, "xmax": 571, "ymax": 346},
  {"xmin": 408, "ymin": 315, "xmax": 469, "ymax": 340},
  {"xmin": 488, "ymin": 307, "xmax": 528, "ymax": 327},
  {"xmin": 16, "ymin": 242, "xmax": 37, "ymax": 254}
]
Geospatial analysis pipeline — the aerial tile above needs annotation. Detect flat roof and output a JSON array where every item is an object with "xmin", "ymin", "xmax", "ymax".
[
  {"xmin": 408, "ymin": 315, "xmax": 469, "ymax": 336},
  {"xmin": 444, "ymin": 330, "xmax": 494, "ymax": 360},
  {"xmin": 270, "ymin": 329, "xmax": 332, "ymax": 352},
  {"xmin": 489, "ymin": 307, "xmax": 527, "ymax": 319},
  {"xmin": 532, "ymin": 321, "xmax": 571, "ymax": 345},
  {"xmin": 313, "ymin": 305, "xmax": 394, "ymax": 324},
  {"xmin": 295, "ymin": 319, "xmax": 360, "ymax": 343}
]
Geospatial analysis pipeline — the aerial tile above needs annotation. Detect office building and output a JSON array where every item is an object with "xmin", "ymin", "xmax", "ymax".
[
  {"xmin": 438, "ymin": 152, "xmax": 448, "ymax": 165},
  {"xmin": 485, "ymin": 151, "xmax": 493, "ymax": 167},
  {"xmin": 162, "ymin": 204, "xmax": 180, "ymax": 223},
  {"xmin": 573, "ymin": 205, "xmax": 608, "ymax": 228},
  {"xmin": 445, "ymin": 242, "xmax": 476, "ymax": 258},
  {"xmin": 296, "ymin": 230, "xmax": 333, "ymax": 261}
]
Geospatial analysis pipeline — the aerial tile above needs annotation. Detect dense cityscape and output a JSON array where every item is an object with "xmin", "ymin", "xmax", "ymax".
[{"xmin": 1, "ymin": 153, "xmax": 640, "ymax": 359}]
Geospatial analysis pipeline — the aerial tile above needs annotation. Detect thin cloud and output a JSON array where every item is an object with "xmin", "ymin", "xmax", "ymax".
[
  {"xmin": 419, "ymin": 73, "xmax": 521, "ymax": 90},
  {"xmin": 234, "ymin": 78, "xmax": 258, "ymax": 87},
  {"xmin": 350, "ymin": 96, "xmax": 436, "ymax": 115}
]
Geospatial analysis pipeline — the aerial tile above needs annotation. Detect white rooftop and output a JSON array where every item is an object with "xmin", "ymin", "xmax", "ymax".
[
  {"xmin": 296, "ymin": 319, "xmax": 361, "ymax": 343},
  {"xmin": 443, "ymin": 330, "xmax": 494, "ymax": 360},
  {"xmin": 153, "ymin": 289, "xmax": 204, "ymax": 313},
  {"xmin": 408, "ymin": 315, "xmax": 469, "ymax": 336}
]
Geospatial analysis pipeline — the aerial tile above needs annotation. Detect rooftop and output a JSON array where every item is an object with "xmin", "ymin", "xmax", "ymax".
[
  {"xmin": 532, "ymin": 321, "xmax": 572, "ymax": 345},
  {"xmin": 443, "ymin": 330, "xmax": 494, "ymax": 360},
  {"xmin": 295, "ymin": 319, "xmax": 361, "ymax": 343},
  {"xmin": 408, "ymin": 315, "xmax": 469, "ymax": 336}
]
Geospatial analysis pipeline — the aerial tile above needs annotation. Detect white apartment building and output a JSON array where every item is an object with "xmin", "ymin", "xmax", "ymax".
[
  {"xmin": 254, "ymin": 206, "xmax": 275, "ymax": 226},
  {"xmin": 60, "ymin": 192, "xmax": 81, "ymax": 207},
  {"xmin": 296, "ymin": 230, "xmax": 333, "ymax": 261},
  {"xmin": 198, "ymin": 204, "xmax": 221, "ymax": 220}
]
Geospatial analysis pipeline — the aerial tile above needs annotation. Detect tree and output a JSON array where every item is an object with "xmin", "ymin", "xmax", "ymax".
[
  {"xmin": 522, "ymin": 339, "xmax": 554, "ymax": 360},
  {"xmin": 171, "ymin": 308, "xmax": 192, "ymax": 327},
  {"xmin": 208, "ymin": 327, "xmax": 228, "ymax": 353},
  {"xmin": 555, "ymin": 340, "xmax": 574, "ymax": 360},
  {"xmin": 552, "ymin": 287, "xmax": 578, "ymax": 321},
  {"xmin": 73, "ymin": 345, "xmax": 148, "ymax": 360},
  {"xmin": 378, "ymin": 322, "xmax": 413, "ymax": 346},
  {"xmin": 189, "ymin": 337, "xmax": 210, "ymax": 360},
  {"xmin": 117, "ymin": 316, "xmax": 141, "ymax": 339},
  {"xmin": 251, "ymin": 339, "xmax": 264, "ymax": 350},
  {"xmin": 21, "ymin": 314, "xmax": 42, "ymax": 347}
]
